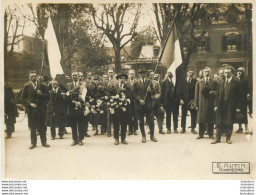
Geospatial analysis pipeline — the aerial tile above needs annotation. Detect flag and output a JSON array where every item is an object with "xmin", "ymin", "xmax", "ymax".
[
  {"xmin": 45, "ymin": 16, "xmax": 68, "ymax": 91},
  {"xmin": 159, "ymin": 23, "xmax": 183, "ymax": 85}
]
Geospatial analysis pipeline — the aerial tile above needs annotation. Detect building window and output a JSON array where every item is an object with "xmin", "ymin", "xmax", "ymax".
[
  {"xmin": 153, "ymin": 46, "xmax": 160, "ymax": 57},
  {"xmin": 195, "ymin": 33, "xmax": 209, "ymax": 53},
  {"xmin": 223, "ymin": 32, "xmax": 241, "ymax": 51}
]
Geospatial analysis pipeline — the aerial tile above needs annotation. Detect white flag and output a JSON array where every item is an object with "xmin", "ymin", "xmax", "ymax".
[{"xmin": 45, "ymin": 17, "xmax": 64, "ymax": 78}]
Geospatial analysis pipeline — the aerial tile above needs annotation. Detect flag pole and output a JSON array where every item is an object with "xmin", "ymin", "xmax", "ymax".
[{"xmin": 143, "ymin": 10, "xmax": 179, "ymax": 101}]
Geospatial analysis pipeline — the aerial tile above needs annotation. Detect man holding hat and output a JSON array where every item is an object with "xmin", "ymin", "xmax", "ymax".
[
  {"xmin": 180, "ymin": 70, "xmax": 197, "ymax": 134},
  {"xmin": 194, "ymin": 67, "xmax": 218, "ymax": 140},
  {"xmin": 132, "ymin": 68, "xmax": 158, "ymax": 143}
]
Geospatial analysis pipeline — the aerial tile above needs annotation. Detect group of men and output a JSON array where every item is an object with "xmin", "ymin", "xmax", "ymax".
[{"xmin": 6, "ymin": 64, "xmax": 251, "ymax": 149}]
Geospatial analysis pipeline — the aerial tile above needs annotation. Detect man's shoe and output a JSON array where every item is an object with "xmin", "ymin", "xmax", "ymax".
[
  {"xmin": 174, "ymin": 129, "xmax": 178, "ymax": 133},
  {"xmin": 235, "ymin": 128, "xmax": 243, "ymax": 133},
  {"xmin": 122, "ymin": 140, "xmax": 128, "ymax": 144},
  {"xmin": 84, "ymin": 133, "xmax": 90, "ymax": 137},
  {"xmin": 29, "ymin": 145, "xmax": 36, "ymax": 149},
  {"xmin": 211, "ymin": 140, "xmax": 220, "ymax": 144},
  {"xmin": 167, "ymin": 130, "xmax": 171, "ymax": 134},
  {"xmin": 42, "ymin": 143, "xmax": 50, "ymax": 147},
  {"xmin": 128, "ymin": 132, "xmax": 133, "ymax": 135},
  {"xmin": 142, "ymin": 136, "xmax": 146, "ymax": 143},
  {"xmin": 71, "ymin": 141, "xmax": 78, "ymax": 146},
  {"xmin": 191, "ymin": 129, "xmax": 197, "ymax": 134},
  {"xmin": 107, "ymin": 132, "xmax": 111, "ymax": 137},
  {"xmin": 78, "ymin": 141, "xmax": 83, "ymax": 146},
  {"xmin": 180, "ymin": 128, "xmax": 186, "ymax": 134},
  {"xmin": 159, "ymin": 131, "xmax": 165, "ymax": 134},
  {"xmin": 134, "ymin": 131, "xmax": 138, "ymax": 135},
  {"xmin": 226, "ymin": 140, "xmax": 232, "ymax": 144},
  {"xmin": 59, "ymin": 135, "xmax": 63, "ymax": 139},
  {"xmin": 51, "ymin": 137, "xmax": 55, "ymax": 140},
  {"xmin": 151, "ymin": 136, "xmax": 158, "ymax": 142},
  {"xmin": 245, "ymin": 129, "xmax": 250, "ymax": 134},
  {"xmin": 6, "ymin": 135, "xmax": 11, "ymax": 139},
  {"xmin": 196, "ymin": 136, "xmax": 203, "ymax": 139},
  {"xmin": 94, "ymin": 130, "xmax": 99, "ymax": 136},
  {"xmin": 114, "ymin": 139, "xmax": 119, "ymax": 145},
  {"xmin": 209, "ymin": 136, "xmax": 215, "ymax": 140}
]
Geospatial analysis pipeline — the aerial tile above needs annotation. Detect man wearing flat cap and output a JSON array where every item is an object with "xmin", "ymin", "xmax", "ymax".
[
  {"xmin": 132, "ymin": 68, "xmax": 158, "ymax": 143},
  {"xmin": 180, "ymin": 70, "xmax": 197, "ymax": 134},
  {"xmin": 194, "ymin": 67, "xmax": 218, "ymax": 140}
]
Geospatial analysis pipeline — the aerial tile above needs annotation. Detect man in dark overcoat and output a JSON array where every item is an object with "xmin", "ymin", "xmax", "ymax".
[
  {"xmin": 235, "ymin": 67, "xmax": 250, "ymax": 134},
  {"xmin": 180, "ymin": 70, "xmax": 197, "ymax": 134},
  {"xmin": 212, "ymin": 67, "xmax": 241, "ymax": 144},
  {"xmin": 194, "ymin": 67, "xmax": 218, "ymax": 140},
  {"xmin": 4, "ymin": 83, "xmax": 18, "ymax": 138},
  {"xmin": 132, "ymin": 68, "xmax": 158, "ymax": 143},
  {"xmin": 161, "ymin": 71, "xmax": 179, "ymax": 134},
  {"xmin": 21, "ymin": 71, "xmax": 50, "ymax": 149}
]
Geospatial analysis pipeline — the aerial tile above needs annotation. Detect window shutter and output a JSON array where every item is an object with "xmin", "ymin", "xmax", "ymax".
[
  {"xmin": 207, "ymin": 37, "xmax": 210, "ymax": 52},
  {"xmin": 222, "ymin": 35, "xmax": 227, "ymax": 51},
  {"xmin": 237, "ymin": 34, "xmax": 242, "ymax": 51}
]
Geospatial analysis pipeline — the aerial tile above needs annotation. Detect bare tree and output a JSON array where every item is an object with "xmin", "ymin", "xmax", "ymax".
[
  {"xmin": 4, "ymin": 4, "xmax": 27, "ymax": 58},
  {"xmin": 90, "ymin": 3, "xmax": 141, "ymax": 72}
]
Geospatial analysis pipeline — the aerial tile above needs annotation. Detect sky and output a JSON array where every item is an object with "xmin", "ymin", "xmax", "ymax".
[{"xmin": 6, "ymin": 3, "xmax": 160, "ymax": 47}]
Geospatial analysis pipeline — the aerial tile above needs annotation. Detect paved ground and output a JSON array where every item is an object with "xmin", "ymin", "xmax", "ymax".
[{"xmin": 3, "ymin": 112, "xmax": 255, "ymax": 180}]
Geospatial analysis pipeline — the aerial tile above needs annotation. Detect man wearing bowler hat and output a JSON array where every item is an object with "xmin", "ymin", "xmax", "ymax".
[
  {"xmin": 132, "ymin": 68, "xmax": 158, "ymax": 143},
  {"xmin": 113, "ymin": 73, "xmax": 131, "ymax": 145}
]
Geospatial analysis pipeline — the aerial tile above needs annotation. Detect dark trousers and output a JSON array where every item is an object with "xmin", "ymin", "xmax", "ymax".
[
  {"xmin": 216, "ymin": 124, "xmax": 233, "ymax": 141},
  {"xmin": 181, "ymin": 105, "xmax": 196, "ymax": 129},
  {"xmin": 69, "ymin": 114, "xmax": 84, "ymax": 142},
  {"xmin": 29, "ymin": 112, "xmax": 47, "ymax": 145},
  {"xmin": 165, "ymin": 104, "xmax": 179, "ymax": 130},
  {"xmin": 128, "ymin": 105, "xmax": 138, "ymax": 133},
  {"xmin": 113, "ymin": 111, "xmax": 127, "ymax": 141},
  {"xmin": 155, "ymin": 106, "xmax": 164, "ymax": 132},
  {"xmin": 6, "ymin": 121, "xmax": 14, "ymax": 137},
  {"xmin": 50, "ymin": 116, "xmax": 65, "ymax": 138},
  {"xmin": 199, "ymin": 123, "xmax": 214, "ymax": 137},
  {"xmin": 136, "ymin": 108, "xmax": 154, "ymax": 137}
]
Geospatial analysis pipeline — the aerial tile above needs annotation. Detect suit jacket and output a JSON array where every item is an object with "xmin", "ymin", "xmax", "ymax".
[
  {"xmin": 21, "ymin": 82, "xmax": 49, "ymax": 115},
  {"xmin": 132, "ymin": 78, "xmax": 158, "ymax": 110},
  {"xmin": 161, "ymin": 78, "xmax": 179, "ymax": 109},
  {"xmin": 181, "ymin": 78, "xmax": 197, "ymax": 104},
  {"xmin": 46, "ymin": 88, "xmax": 67, "ymax": 126},
  {"xmin": 215, "ymin": 77, "xmax": 241, "ymax": 125},
  {"xmin": 194, "ymin": 77, "xmax": 218, "ymax": 123}
]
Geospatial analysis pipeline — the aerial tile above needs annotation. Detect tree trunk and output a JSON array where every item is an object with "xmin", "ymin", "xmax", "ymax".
[{"xmin": 114, "ymin": 45, "xmax": 121, "ymax": 73}]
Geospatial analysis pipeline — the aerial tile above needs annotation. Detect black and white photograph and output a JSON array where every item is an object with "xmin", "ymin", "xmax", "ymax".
[{"xmin": 1, "ymin": 0, "xmax": 255, "ymax": 186}]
